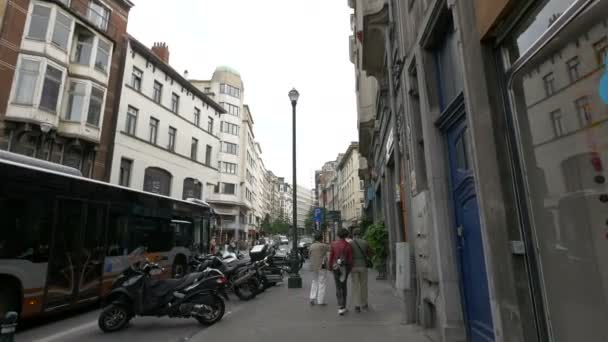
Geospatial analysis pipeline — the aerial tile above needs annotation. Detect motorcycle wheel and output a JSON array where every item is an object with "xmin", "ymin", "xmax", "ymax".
[
  {"xmin": 194, "ymin": 294, "xmax": 225, "ymax": 326},
  {"xmin": 255, "ymin": 276, "xmax": 268, "ymax": 294},
  {"xmin": 98, "ymin": 304, "xmax": 130, "ymax": 332},
  {"xmin": 233, "ymin": 279, "xmax": 257, "ymax": 300}
]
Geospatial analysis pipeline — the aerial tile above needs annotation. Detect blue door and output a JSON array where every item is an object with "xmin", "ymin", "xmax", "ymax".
[{"xmin": 445, "ymin": 115, "xmax": 494, "ymax": 342}]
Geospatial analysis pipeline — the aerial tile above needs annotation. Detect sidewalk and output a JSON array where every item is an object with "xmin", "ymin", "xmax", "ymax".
[{"xmin": 191, "ymin": 263, "xmax": 432, "ymax": 342}]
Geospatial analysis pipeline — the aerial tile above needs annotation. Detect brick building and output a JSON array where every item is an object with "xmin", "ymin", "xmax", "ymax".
[{"xmin": 0, "ymin": 0, "xmax": 133, "ymax": 180}]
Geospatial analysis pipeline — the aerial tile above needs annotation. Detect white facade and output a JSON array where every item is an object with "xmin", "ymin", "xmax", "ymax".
[
  {"xmin": 109, "ymin": 38, "xmax": 222, "ymax": 201},
  {"xmin": 337, "ymin": 143, "xmax": 364, "ymax": 228},
  {"xmin": 296, "ymin": 185, "xmax": 314, "ymax": 231}
]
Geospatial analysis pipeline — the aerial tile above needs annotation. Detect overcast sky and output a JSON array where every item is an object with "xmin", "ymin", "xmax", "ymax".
[{"xmin": 127, "ymin": 0, "xmax": 358, "ymax": 189}]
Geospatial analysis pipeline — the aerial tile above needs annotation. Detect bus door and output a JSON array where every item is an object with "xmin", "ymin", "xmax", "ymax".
[{"xmin": 45, "ymin": 199, "xmax": 107, "ymax": 310}]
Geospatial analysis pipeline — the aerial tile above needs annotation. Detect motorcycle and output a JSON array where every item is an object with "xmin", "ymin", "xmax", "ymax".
[
  {"xmin": 190, "ymin": 254, "xmax": 260, "ymax": 301},
  {"xmin": 98, "ymin": 248, "xmax": 227, "ymax": 332}
]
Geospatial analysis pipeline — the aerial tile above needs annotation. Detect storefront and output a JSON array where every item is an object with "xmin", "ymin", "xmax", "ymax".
[{"xmin": 498, "ymin": 0, "xmax": 608, "ymax": 340}]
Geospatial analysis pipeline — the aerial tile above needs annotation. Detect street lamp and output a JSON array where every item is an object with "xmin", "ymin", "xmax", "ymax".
[{"xmin": 287, "ymin": 88, "xmax": 302, "ymax": 289}]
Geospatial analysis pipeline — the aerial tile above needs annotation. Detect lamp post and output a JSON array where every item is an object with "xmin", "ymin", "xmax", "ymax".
[{"xmin": 287, "ymin": 88, "xmax": 302, "ymax": 289}]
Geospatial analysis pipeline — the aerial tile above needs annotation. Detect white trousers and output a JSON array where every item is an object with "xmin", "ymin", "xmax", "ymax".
[{"xmin": 309, "ymin": 270, "xmax": 327, "ymax": 304}]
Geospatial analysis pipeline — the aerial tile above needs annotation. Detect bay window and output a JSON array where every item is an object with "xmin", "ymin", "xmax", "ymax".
[
  {"xmin": 51, "ymin": 11, "xmax": 72, "ymax": 50},
  {"xmin": 39, "ymin": 65, "xmax": 63, "ymax": 112},
  {"xmin": 74, "ymin": 32, "xmax": 94, "ymax": 65},
  {"xmin": 95, "ymin": 39, "xmax": 111, "ymax": 72},
  {"xmin": 64, "ymin": 81, "xmax": 86, "ymax": 121},
  {"xmin": 28, "ymin": 5, "xmax": 51, "ymax": 40},
  {"xmin": 14, "ymin": 60, "xmax": 40, "ymax": 105},
  {"xmin": 87, "ymin": 87, "xmax": 104, "ymax": 126}
]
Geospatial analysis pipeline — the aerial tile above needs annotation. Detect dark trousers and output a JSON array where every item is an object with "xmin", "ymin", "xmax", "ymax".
[{"xmin": 333, "ymin": 270, "xmax": 349, "ymax": 308}]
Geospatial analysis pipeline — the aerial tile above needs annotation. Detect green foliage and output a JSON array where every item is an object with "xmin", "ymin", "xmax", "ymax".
[
  {"xmin": 363, "ymin": 221, "xmax": 388, "ymax": 271},
  {"xmin": 303, "ymin": 207, "xmax": 316, "ymax": 236},
  {"xmin": 261, "ymin": 214, "xmax": 272, "ymax": 233},
  {"xmin": 267, "ymin": 217, "xmax": 289, "ymax": 235}
]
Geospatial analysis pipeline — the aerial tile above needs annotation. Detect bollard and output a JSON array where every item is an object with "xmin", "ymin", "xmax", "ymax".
[{"xmin": 0, "ymin": 311, "xmax": 18, "ymax": 342}]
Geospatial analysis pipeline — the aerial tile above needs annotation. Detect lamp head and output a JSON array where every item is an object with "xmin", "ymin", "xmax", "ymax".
[{"xmin": 288, "ymin": 88, "xmax": 299, "ymax": 105}]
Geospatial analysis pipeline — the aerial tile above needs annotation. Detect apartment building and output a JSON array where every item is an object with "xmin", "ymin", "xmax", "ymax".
[
  {"xmin": 0, "ymin": 0, "xmax": 132, "ymax": 179},
  {"xmin": 337, "ymin": 142, "xmax": 364, "ymax": 230},
  {"xmin": 108, "ymin": 37, "xmax": 223, "ymax": 205},
  {"xmin": 349, "ymin": 0, "xmax": 608, "ymax": 341}
]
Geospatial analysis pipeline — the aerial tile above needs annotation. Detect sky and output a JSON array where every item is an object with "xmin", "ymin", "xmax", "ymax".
[{"xmin": 127, "ymin": 0, "xmax": 358, "ymax": 189}]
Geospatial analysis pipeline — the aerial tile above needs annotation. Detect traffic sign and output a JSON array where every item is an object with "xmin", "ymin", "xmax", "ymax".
[{"xmin": 313, "ymin": 207, "xmax": 323, "ymax": 224}]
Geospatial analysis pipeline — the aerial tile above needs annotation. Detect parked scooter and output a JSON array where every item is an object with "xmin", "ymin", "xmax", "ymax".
[
  {"xmin": 190, "ymin": 254, "xmax": 260, "ymax": 301},
  {"xmin": 98, "ymin": 248, "xmax": 227, "ymax": 332}
]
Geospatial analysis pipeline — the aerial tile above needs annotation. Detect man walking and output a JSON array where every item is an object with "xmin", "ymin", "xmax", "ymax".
[
  {"xmin": 350, "ymin": 228, "xmax": 372, "ymax": 312},
  {"xmin": 329, "ymin": 228, "xmax": 353, "ymax": 315},
  {"xmin": 308, "ymin": 232, "xmax": 330, "ymax": 305}
]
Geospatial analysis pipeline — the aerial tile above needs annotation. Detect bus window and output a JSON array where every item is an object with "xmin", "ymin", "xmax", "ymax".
[
  {"xmin": 107, "ymin": 211, "xmax": 129, "ymax": 257},
  {"xmin": 171, "ymin": 220, "xmax": 194, "ymax": 248},
  {"xmin": 128, "ymin": 217, "xmax": 173, "ymax": 253},
  {"xmin": 0, "ymin": 196, "xmax": 50, "ymax": 263}
]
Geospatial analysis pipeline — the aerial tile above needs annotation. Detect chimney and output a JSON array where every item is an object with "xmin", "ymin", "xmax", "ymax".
[{"xmin": 151, "ymin": 42, "xmax": 169, "ymax": 63}]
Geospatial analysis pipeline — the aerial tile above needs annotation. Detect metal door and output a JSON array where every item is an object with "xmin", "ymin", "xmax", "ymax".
[{"xmin": 445, "ymin": 115, "xmax": 494, "ymax": 342}]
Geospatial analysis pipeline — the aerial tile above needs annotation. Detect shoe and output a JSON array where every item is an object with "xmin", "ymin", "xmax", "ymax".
[
  {"xmin": 338, "ymin": 308, "xmax": 346, "ymax": 315},
  {"xmin": 355, "ymin": 306, "xmax": 361, "ymax": 313},
  {"xmin": 362, "ymin": 304, "xmax": 369, "ymax": 311},
  {"xmin": 310, "ymin": 300, "xmax": 315, "ymax": 305}
]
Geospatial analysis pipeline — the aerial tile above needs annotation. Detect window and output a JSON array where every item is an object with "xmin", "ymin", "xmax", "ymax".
[
  {"xmin": 58, "ymin": 0, "xmax": 70, "ymax": 6},
  {"xmin": 194, "ymin": 107, "xmax": 201, "ymax": 126},
  {"xmin": 593, "ymin": 37, "xmax": 608, "ymax": 66},
  {"xmin": 40, "ymin": 65, "xmax": 62, "ymax": 112},
  {"xmin": 220, "ymin": 182, "xmax": 236, "ymax": 195},
  {"xmin": 208, "ymin": 116, "xmax": 214, "ymax": 133},
  {"xmin": 171, "ymin": 93, "xmax": 179, "ymax": 112},
  {"xmin": 131, "ymin": 67, "xmax": 142, "ymax": 91},
  {"xmin": 204, "ymin": 87, "xmax": 211, "ymax": 93},
  {"xmin": 220, "ymin": 121, "xmax": 239, "ymax": 135},
  {"xmin": 73, "ymin": 32, "xmax": 94, "ymax": 65},
  {"xmin": 219, "ymin": 161, "xmax": 237, "ymax": 174},
  {"xmin": 575, "ymin": 96, "xmax": 592, "ymax": 127},
  {"xmin": 119, "ymin": 158, "xmax": 132, "ymax": 186},
  {"xmin": 143, "ymin": 167, "xmax": 172, "ymax": 196},
  {"xmin": 220, "ymin": 102, "xmax": 240, "ymax": 116},
  {"xmin": 168, "ymin": 127, "xmax": 177, "ymax": 151},
  {"xmin": 28, "ymin": 5, "xmax": 50, "ymax": 40},
  {"xmin": 14, "ymin": 60, "xmax": 40, "ymax": 105},
  {"xmin": 219, "ymin": 83, "xmax": 240, "ymax": 98},
  {"xmin": 221, "ymin": 141, "xmax": 238, "ymax": 155},
  {"xmin": 87, "ymin": 87, "xmax": 104, "ymax": 126},
  {"xmin": 550, "ymin": 109, "xmax": 564, "ymax": 137},
  {"xmin": 51, "ymin": 11, "xmax": 72, "ymax": 50},
  {"xmin": 566, "ymin": 56, "xmax": 580, "ymax": 82},
  {"xmin": 543, "ymin": 72, "xmax": 555, "ymax": 96},
  {"xmin": 205, "ymin": 145, "xmax": 212, "ymax": 165},
  {"xmin": 191, "ymin": 138, "xmax": 198, "ymax": 160},
  {"xmin": 126, "ymin": 106, "xmax": 138, "ymax": 135},
  {"xmin": 246, "ymin": 188, "xmax": 252, "ymax": 201},
  {"xmin": 95, "ymin": 39, "xmax": 111, "ymax": 72},
  {"xmin": 88, "ymin": 1, "xmax": 110, "ymax": 31},
  {"xmin": 153, "ymin": 81, "xmax": 162, "ymax": 103},
  {"xmin": 149, "ymin": 117, "xmax": 158, "ymax": 144},
  {"xmin": 183, "ymin": 178, "xmax": 202, "ymax": 200}
]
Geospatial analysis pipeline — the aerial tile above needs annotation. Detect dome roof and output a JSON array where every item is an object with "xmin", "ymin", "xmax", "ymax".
[{"xmin": 214, "ymin": 65, "xmax": 241, "ymax": 77}]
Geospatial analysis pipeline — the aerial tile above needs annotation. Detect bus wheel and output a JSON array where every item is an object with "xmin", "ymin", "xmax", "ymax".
[
  {"xmin": 172, "ymin": 258, "xmax": 187, "ymax": 278},
  {"xmin": 0, "ymin": 284, "xmax": 20, "ymax": 318}
]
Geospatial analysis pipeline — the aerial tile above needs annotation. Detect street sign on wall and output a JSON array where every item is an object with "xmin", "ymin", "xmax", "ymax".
[{"xmin": 313, "ymin": 207, "xmax": 323, "ymax": 224}]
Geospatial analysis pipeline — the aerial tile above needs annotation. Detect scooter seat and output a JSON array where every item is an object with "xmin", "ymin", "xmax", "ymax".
[
  {"xmin": 147, "ymin": 273, "xmax": 199, "ymax": 297},
  {"xmin": 222, "ymin": 260, "xmax": 249, "ymax": 275}
]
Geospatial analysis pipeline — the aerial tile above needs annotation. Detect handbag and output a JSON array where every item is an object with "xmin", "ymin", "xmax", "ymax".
[{"xmin": 354, "ymin": 239, "xmax": 373, "ymax": 268}]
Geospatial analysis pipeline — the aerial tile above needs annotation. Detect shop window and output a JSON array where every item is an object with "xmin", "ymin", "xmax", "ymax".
[{"xmin": 501, "ymin": 1, "xmax": 608, "ymax": 340}]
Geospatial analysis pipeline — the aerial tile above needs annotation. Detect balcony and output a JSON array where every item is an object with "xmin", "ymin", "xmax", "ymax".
[
  {"xmin": 361, "ymin": 0, "xmax": 389, "ymax": 78},
  {"xmin": 57, "ymin": 119, "xmax": 100, "ymax": 143}
]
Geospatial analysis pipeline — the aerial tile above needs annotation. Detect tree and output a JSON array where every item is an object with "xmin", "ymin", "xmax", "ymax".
[
  {"xmin": 304, "ymin": 207, "xmax": 314, "ymax": 236},
  {"xmin": 261, "ymin": 214, "xmax": 271, "ymax": 234},
  {"xmin": 267, "ymin": 217, "xmax": 289, "ymax": 235}
]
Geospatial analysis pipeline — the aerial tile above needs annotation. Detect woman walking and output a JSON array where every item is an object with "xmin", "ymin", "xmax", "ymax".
[
  {"xmin": 308, "ymin": 232, "xmax": 330, "ymax": 305},
  {"xmin": 329, "ymin": 228, "xmax": 353, "ymax": 315}
]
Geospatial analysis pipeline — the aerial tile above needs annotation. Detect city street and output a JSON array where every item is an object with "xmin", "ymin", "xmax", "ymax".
[{"xmin": 16, "ymin": 263, "xmax": 431, "ymax": 342}]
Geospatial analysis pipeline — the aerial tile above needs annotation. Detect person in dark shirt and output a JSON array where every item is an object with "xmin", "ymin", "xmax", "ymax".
[{"xmin": 329, "ymin": 228, "xmax": 353, "ymax": 315}]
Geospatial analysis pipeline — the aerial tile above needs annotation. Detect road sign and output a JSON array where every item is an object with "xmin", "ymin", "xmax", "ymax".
[{"xmin": 313, "ymin": 207, "xmax": 323, "ymax": 224}]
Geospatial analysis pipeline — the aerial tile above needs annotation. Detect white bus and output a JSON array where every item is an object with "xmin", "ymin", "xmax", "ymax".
[{"xmin": 0, "ymin": 152, "xmax": 212, "ymax": 319}]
